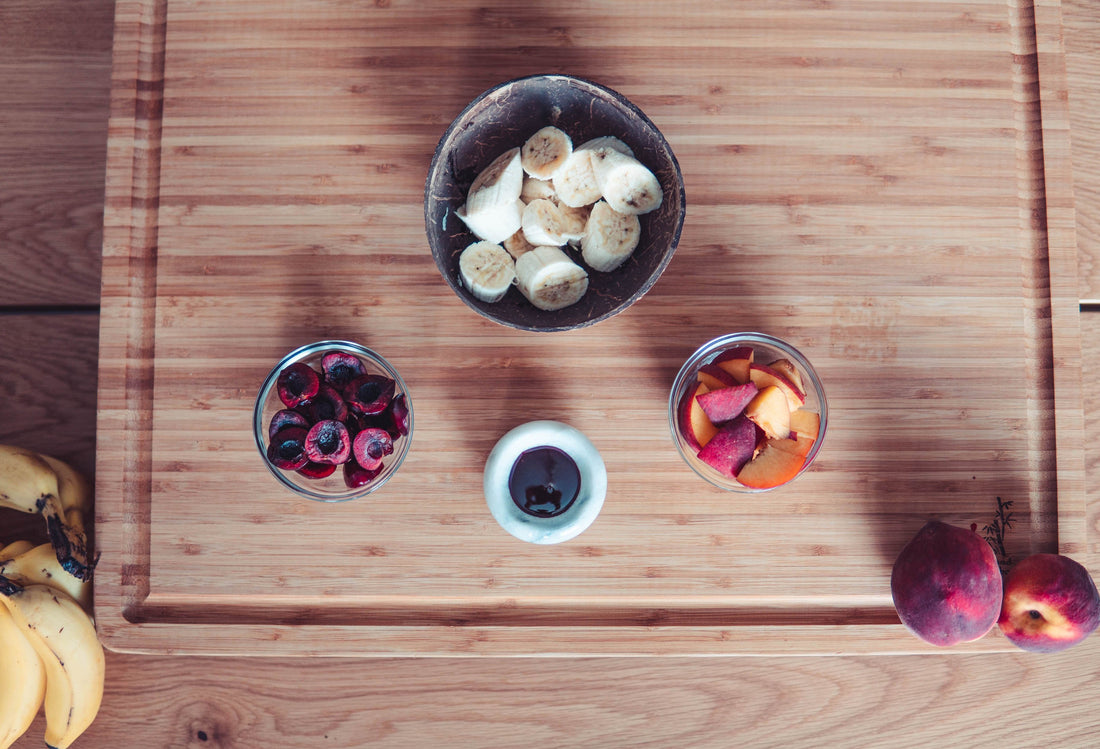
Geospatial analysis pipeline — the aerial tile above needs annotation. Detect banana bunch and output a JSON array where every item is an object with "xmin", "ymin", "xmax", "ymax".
[
  {"xmin": 0, "ymin": 575, "xmax": 104, "ymax": 749},
  {"xmin": 0, "ymin": 445, "xmax": 95, "ymax": 581},
  {"xmin": 455, "ymin": 126, "xmax": 663, "ymax": 311},
  {"xmin": 0, "ymin": 447, "xmax": 103, "ymax": 749}
]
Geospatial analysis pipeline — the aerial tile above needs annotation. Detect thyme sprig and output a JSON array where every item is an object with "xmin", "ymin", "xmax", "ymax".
[{"xmin": 981, "ymin": 496, "xmax": 1015, "ymax": 575}]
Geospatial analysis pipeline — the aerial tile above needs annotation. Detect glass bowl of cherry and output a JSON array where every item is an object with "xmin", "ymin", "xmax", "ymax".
[{"xmin": 253, "ymin": 340, "xmax": 413, "ymax": 502}]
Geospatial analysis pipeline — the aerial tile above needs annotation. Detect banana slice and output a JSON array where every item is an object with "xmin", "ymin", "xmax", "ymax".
[
  {"xmin": 520, "ymin": 177, "xmax": 589, "ymax": 244},
  {"xmin": 521, "ymin": 175, "xmax": 558, "ymax": 203},
  {"xmin": 558, "ymin": 203, "xmax": 590, "ymax": 246},
  {"xmin": 514, "ymin": 246, "xmax": 589, "ymax": 311},
  {"xmin": 551, "ymin": 136, "xmax": 636, "ymax": 208},
  {"xmin": 467, "ymin": 147, "xmax": 523, "ymax": 214},
  {"xmin": 581, "ymin": 200, "xmax": 642, "ymax": 272},
  {"xmin": 458, "ymin": 240, "xmax": 516, "ymax": 303},
  {"xmin": 552, "ymin": 149, "xmax": 601, "ymax": 208},
  {"xmin": 502, "ymin": 228, "xmax": 536, "ymax": 260},
  {"xmin": 588, "ymin": 147, "xmax": 663, "ymax": 215},
  {"xmin": 521, "ymin": 126, "xmax": 573, "ymax": 180},
  {"xmin": 457, "ymin": 147, "xmax": 525, "ymax": 242},
  {"xmin": 522, "ymin": 199, "xmax": 577, "ymax": 247},
  {"xmin": 455, "ymin": 199, "xmax": 523, "ymax": 244},
  {"xmin": 577, "ymin": 135, "xmax": 634, "ymax": 159}
]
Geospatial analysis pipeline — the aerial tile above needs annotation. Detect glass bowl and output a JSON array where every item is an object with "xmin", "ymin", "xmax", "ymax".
[
  {"xmin": 253, "ymin": 340, "xmax": 413, "ymax": 502},
  {"xmin": 668, "ymin": 332, "xmax": 827, "ymax": 493}
]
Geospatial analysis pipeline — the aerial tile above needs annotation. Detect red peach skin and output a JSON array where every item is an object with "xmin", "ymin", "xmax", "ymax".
[
  {"xmin": 890, "ymin": 520, "xmax": 1003, "ymax": 646},
  {"xmin": 998, "ymin": 553, "xmax": 1100, "ymax": 653}
]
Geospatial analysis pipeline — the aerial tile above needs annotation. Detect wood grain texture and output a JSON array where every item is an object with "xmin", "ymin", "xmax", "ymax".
[
  {"xmin": 9, "ymin": 637, "xmax": 1100, "ymax": 749},
  {"xmin": 1063, "ymin": 0, "xmax": 1100, "ymax": 300},
  {"xmin": 5, "ymin": 0, "xmax": 1100, "ymax": 745},
  {"xmin": 93, "ymin": 0, "xmax": 1089, "ymax": 655},
  {"xmin": 95, "ymin": 0, "xmax": 1089, "ymax": 655},
  {"xmin": 0, "ymin": 314, "xmax": 99, "ymax": 547},
  {"xmin": 0, "ymin": 0, "xmax": 112, "ymax": 307}
]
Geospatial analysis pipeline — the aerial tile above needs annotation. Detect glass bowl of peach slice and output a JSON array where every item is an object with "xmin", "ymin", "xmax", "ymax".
[{"xmin": 668, "ymin": 332, "xmax": 827, "ymax": 492}]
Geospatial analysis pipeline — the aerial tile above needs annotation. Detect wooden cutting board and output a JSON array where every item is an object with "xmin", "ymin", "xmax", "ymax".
[{"xmin": 95, "ymin": 0, "xmax": 1089, "ymax": 656}]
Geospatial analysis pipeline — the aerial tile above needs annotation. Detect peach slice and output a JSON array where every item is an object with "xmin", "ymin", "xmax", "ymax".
[
  {"xmin": 697, "ymin": 363, "xmax": 737, "ymax": 391},
  {"xmin": 768, "ymin": 432, "xmax": 815, "ymax": 459},
  {"xmin": 744, "ymin": 385, "xmax": 791, "ymax": 441},
  {"xmin": 696, "ymin": 382, "xmax": 758, "ymax": 425},
  {"xmin": 789, "ymin": 408, "xmax": 820, "ymax": 441},
  {"xmin": 768, "ymin": 358, "xmax": 804, "ymax": 392},
  {"xmin": 748, "ymin": 363, "xmax": 805, "ymax": 411},
  {"xmin": 736, "ymin": 442, "xmax": 805, "ymax": 489},
  {"xmin": 714, "ymin": 346, "xmax": 754, "ymax": 384},
  {"xmin": 678, "ymin": 381, "xmax": 718, "ymax": 450},
  {"xmin": 697, "ymin": 415, "xmax": 759, "ymax": 478}
]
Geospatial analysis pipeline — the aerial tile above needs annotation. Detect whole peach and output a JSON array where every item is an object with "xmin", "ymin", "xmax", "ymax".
[
  {"xmin": 891, "ymin": 520, "xmax": 1002, "ymax": 646},
  {"xmin": 998, "ymin": 553, "xmax": 1100, "ymax": 653}
]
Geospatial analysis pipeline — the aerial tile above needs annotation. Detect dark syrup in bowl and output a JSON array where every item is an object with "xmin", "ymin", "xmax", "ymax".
[{"xmin": 508, "ymin": 446, "xmax": 582, "ymax": 518}]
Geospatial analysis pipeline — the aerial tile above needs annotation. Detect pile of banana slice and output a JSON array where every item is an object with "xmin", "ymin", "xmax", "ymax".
[
  {"xmin": 455, "ymin": 126, "xmax": 663, "ymax": 311},
  {"xmin": 0, "ymin": 445, "xmax": 103, "ymax": 749}
]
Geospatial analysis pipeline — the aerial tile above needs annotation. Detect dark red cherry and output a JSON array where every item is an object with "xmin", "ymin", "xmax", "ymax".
[
  {"xmin": 389, "ymin": 393, "xmax": 410, "ymax": 436},
  {"xmin": 352, "ymin": 427, "xmax": 394, "ymax": 470},
  {"xmin": 268, "ymin": 408, "xmax": 310, "ymax": 439},
  {"xmin": 306, "ymin": 383, "xmax": 348, "ymax": 423},
  {"xmin": 321, "ymin": 351, "xmax": 367, "ymax": 390},
  {"xmin": 267, "ymin": 426, "xmax": 309, "ymax": 470},
  {"xmin": 343, "ymin": 374, "xmax": 395, "ymax": 415},
  {"xmin": 277, "ymin": 362, "xmax": 320, "ymax": 408},
  {"xmin": 298, "ymin": 461, "xmax": 338, "ymax": 479},
  {"xmin": 303, "ymin": 419, "xmax": 352, "ymax": 465},
  {"xmin": 344, "ymin": 458, "xmax": 382, "ymax": 488}
]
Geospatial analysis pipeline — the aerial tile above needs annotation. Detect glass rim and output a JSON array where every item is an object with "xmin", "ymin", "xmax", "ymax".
[
  {"xmin": 253, "ymin": 340, "xmax": 413, "ymax": 502},
  {"xmin": 667, "ymin": 331, "xmax": 828, "ymax": 493}
]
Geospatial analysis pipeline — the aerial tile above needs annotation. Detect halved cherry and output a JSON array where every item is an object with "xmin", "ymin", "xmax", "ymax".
[
  {"xmin": 389, "ymin": 393, "xmax": 410, "ymax": 436},
  {"xmin": 298, "ymin": 461, "xmax": 338, "ymax": 480},
  {"xmin": 344, "ymin": 457, "xmax": 383, "ymax": 488},
  {"xmin": 303, "ymin": 419, "xmax": 352, "ymax": 465},
  {"xmin": 268, "ymin": 408, "xmax": 310, "ymax": 440},
  {"xmin": 352, "ymin": 427, "xmax": 393, "ymax": 470},
  {"xmin": 277, "ymin": 362, "xmax": 320, "ymax": 408},
  {"xmin": 321, "ymin": 351, "xmax": 367, "ymax": 390},
  {"xmin": 306, "ymin": 383, "xmax": 348, "ymax": 423},
  {"xmin": 343, "ymin": 410, "xmax": 366, "ymax": 437},
  {"xmin": 343, "ymin": 374, "xmax": 395, "ymax": 415},
  {"xmin": 267, "ymin": 426, "xmax": 309, "ymax": 470}
]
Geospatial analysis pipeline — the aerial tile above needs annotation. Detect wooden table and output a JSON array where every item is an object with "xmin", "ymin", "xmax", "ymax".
[{"xmin": 4, "ymin": 0, "xmax": 1100, "ymax": 744}]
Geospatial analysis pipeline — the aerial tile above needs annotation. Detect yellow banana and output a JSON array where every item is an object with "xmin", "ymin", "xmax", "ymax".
[
  {"xmin": 0, "ymin": 444, "xmax": 59, "ymax": 514},
  {"xmin": 37, "ymin": 453, "xmax": 91, "ymax": 538},
  {"xmin": 0, "ymin": 446, "xmax": 93, "ymax": 582},
  {"xmin": 0, "ymin": 543, "xmax": 91, "ymax": 612},
  {"xmin": 0, "ymin": 578, "xmax": 104, "ymax": 749},
  {"xmin": 0, "ymin": 602, "xmax": 46, "ymax": 749},
  {"xmin": 0, "ymin": 540, "xmax": 36, "ymax": 562}
]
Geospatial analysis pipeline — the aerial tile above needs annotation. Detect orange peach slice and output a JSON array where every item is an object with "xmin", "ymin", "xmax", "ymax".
[
  {"xmin": 748, "ymin": 363, "xmax": 805, "ymax": 412},
  {"xmin": 736, "ymin": 442, "xmax": 806, "ymax": 489},
  {"xmin": 768, "ymin": 358, "xmax": 804, "ymax": 392},
  {"xmin": 744, "ymin": 385, "xmax": 791, "ymax": 441},
  {"xmin": 768, "ymin": 433, "xmax": 815, "ymax": 459},
  {"xmin": 697, "ymin": 363, "xmax": 737, "ymax": 391},
  {"xmin": 678, "ymin": 381, "xmax": 718, "ymax": 450},
  {"xmin": 714, "ymin": 346, "xmax": 754, "ymax": 384},
  {"xmin": 789, "ymin": 408, "xmax": 820, "ymax": 441}
]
